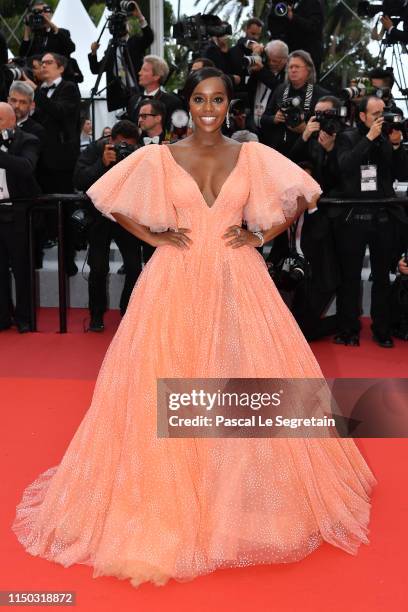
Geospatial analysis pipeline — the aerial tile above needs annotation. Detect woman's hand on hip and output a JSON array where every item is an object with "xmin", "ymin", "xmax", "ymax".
[
  {"xmin": 154, "ymin": 228, "xmax": 192, "ymax": 250},
  {"xmin": 222, "ymin": 225, "xmax": 262, "ymax": 249}
]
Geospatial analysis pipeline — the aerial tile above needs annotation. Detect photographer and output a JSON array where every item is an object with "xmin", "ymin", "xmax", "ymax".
[
  {"xmin": 0, "ymin": 102, "xmax": 41, "ymax": 333},
  {"xmin": 368, "ymin": 67, "xmax": 400, "ymax": 111},
  {"xmin": 381, "ymin": 1, "xmax": 408, "ymax": 44},
  {"xmin": 19, "ymin": 2, "xmax": 75, "ymax": 60},
  {"xmin": 267, "ymin": 0, "xmax": 324, "ymax": 76},
  {"xmin": 332, "ymin": 95, "xmax": 408, "ymax": 348},
  {"xmin": 202, "ymin": 21, "xmax": 241, "ymax": 88},
  {"xmin": 246, "ymin": 40, "xmax": 288, "ymax": 130},
  {"xmin": 89, "ymin": 2, "xmax": 153, "ymax": 112},
  {"xmin": 73, "ymin": 120, "xmax": 143, "ymax": 332},
  {"xmin": 228, "ymin": 18, "xmax": 264, "ymax": 88},
  {"xmin": 260, "ymin": 50, "xmax": 329, "ymax": 155},
  {"xmin": 283, "ymin": 96, "xmax": 345, "ymax": 339}
]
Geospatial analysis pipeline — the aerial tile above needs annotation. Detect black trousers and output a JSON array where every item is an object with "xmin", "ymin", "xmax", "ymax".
[
  {"xmin": 0, "ymin": 218, "xmax": 30, "ymax": 326},
  {"xmin": 87, "ymin": 216, "xmax": 150, "ymax": 318},
  {"xmin": 292, "ymin": 282, "xmax": 338, "ymax": 341},
  {"xmin": 333, "ymin": 215, "xmax": 395, "ymax": 336}
]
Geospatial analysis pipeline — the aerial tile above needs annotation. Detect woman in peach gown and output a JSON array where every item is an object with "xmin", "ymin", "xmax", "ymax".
[{"xmin": 12, "ymin": 68, "xmax": 376, "ymax": 588}]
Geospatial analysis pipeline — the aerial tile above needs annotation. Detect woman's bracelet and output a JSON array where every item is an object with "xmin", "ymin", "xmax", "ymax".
[{"xmin": 252, "ymin": 231, "xmax": 264, "ymax": 247}]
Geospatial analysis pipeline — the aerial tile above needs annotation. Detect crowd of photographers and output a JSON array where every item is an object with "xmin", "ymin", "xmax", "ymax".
[{"xmin": 0, "ymin": 0, "xmax": 408, "ymax": 346}]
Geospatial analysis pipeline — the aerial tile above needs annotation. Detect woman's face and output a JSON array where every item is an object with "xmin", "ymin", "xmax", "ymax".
[{"xmin": 189, "ymin": 77, "xmax": 229, "ymax": 133}]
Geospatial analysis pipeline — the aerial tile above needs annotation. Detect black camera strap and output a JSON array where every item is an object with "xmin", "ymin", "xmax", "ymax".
[{"xmin": 281, "ymin": 83, "xmax": 314, "ymax": 115}]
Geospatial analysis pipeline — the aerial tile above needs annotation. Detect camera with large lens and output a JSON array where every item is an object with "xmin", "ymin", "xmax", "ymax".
[
  {"xmin": 0, "ymin": 128, "xmax": 16, "ymax": 148},
  {"xmin": 242, "ymin": 39, "xmax": 267, "ymax": 71},
  {"xmin": 173, "ymin": 13, "xmax": 232, "ymax": 51},
  {"xmin": 358, "ymin": 1, "xmax": 406, "ymax": 18},
  {"xmin": 106, "ymin": 0, "xmax": 138, "ymax": 39},
  {"xmin": 314, "ymin": 108, "xmax": 347, "ymax": 136},
  {"xmin": 24, "ymin": 7, "xmax": 47, "ymax": 31},
  {"xmin": 113, "ymin": 141, "xmax": 137, "ymax": 162},
  {"xmin": 4, "ymin": 57, "xmax": 33, "ymax": 83},
  {"xmin": 280, "ymin": 96, "xmax": 304, "ymax": 128},
  {"xmin": 106, "ymin": 0, "xmax": 137, "ymax": 13},
  {"xmin": 382, "ymin": 112, "xmax": 407, "ymax": 138},
  {"xmin": 268, "ymin": 251, "xmax": 308, "ymax": 292}
]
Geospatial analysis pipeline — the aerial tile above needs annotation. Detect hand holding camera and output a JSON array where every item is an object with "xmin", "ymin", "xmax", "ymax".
[
  {"xmin": 317, "ymin": 130, "xmax": 336, "ymax": 152},
  {"xmin": 103, "ymin": 144, "xmax": 117, "ymax": 167},
  {"xmin": 367, "ymin": 116, "xmax": 384, "ymax": 141},
  {"xmin": 273, "ymin": 109, "xmax": 286, "ymax": 124},
  {"xmin": 302, "ymin": 115, "xmax": 320, "ymax": 141}
]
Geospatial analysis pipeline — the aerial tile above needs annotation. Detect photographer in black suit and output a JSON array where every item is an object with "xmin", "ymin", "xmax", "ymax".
[
  {"xmin": 332, "ymin": 95, "xmax": 408, "ymax": 348},
  {"xmin": 267, "ymin": 0, "xmax": 324, "ymax": 76},
  {"xmin": 88, "ymin": 2, "xmax": 153, "ymax": 112},
  {"xmin": 23, "ymin": 51, "xmax": 81, "ymax": 275},
  {"xmin": 285, "ymin": 96, "xmax": 344, "ymax": 340},
  {"xmin": 73, "ymin": 121, "xmax": 143, "ymax": 332},
  {"xmin": 0, "ymin": 103, "xmax": 41, "ymax": 333},
  {"xmin": 19, "ymin": 2, "xmax": 75, "ymax": 60}
]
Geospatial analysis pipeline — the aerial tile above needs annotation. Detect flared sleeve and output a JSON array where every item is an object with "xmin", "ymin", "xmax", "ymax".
[
  {"xmin": 243, "ymin": 142, "xmax": 322, "ymax": 231},
  {"xmin": 86, "ymin": 144, "xmax": 177, "ymax": 232}
]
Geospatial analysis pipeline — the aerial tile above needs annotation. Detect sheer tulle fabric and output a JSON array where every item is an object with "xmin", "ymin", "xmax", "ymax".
[{"xmin": 12, "ymin": 142, "xmax": 376, "ymax": 588}]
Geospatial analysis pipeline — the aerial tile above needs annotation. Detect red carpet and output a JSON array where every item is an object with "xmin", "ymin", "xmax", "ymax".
[{"xmin": 1, "ymin": 308, "xmax": 407, "ymax": 611}]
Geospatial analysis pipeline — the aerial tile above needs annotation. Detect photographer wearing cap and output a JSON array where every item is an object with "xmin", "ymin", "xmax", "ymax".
[
  {"xmin": 0, "ymin": 102, "xmax": 41, "ymax": 333},
  {"xmin": 73, "ymin": 120, "xmax": 144, "ymax": 332},
  {"xmin": 20, "ymin": 2, "xmax": 75, "ymax": 60},
  {"xmin": 267, "ymin": 0, "xmax": 324, "ymax": 77},
  {"xmin": 331, "ymin": 95, "xmax": 408, "ymax": 348},
  {"xmin": 260, "ymin": 50, "xmax": 329, "ymax": 155},
  {"xmin": 89, "ymin": 2, "xmax": 153, "ymax": 112}
]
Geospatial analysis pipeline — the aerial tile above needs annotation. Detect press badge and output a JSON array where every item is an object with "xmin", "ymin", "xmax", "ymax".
[{"xmin": 360, "ymin": 165, "xmax": 377, "ymax": 192}]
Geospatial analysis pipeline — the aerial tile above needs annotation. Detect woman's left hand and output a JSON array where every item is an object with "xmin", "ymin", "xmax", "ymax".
[{"xmin": 222, "ymin": 225, "xmax": 262, "ymax": 249}]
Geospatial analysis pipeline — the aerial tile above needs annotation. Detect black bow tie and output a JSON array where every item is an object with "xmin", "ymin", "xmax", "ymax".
[{"xmin": 42, "ymin": 84, "xmax": 57, "ymax": 93}]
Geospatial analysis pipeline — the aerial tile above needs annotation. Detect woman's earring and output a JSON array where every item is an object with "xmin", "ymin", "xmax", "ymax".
[
  {"xmin": 188, "ymin": 111, "xmax": 193, "ymax": 129},
  {"xmin": 225, "ymin": 107, "xmax": 231, "ymax": 129}
]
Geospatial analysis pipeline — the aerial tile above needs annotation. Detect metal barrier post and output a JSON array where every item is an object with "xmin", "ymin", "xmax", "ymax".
[
  {"xmin": 56, "ymin": 199, "xmax": 67, "ymax": 333},
  {"xmin": 28, "ymin": 206, "xmax": 37, "ymax": 332}
]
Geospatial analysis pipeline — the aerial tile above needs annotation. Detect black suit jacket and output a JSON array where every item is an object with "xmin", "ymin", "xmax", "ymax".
[
  {"xmin": 0, "ymin": 128, "xmax": 41, "ymax": 222},
  {"xmin": 88, "ymin": 28, "xmax": 154, "ymax": 111},
  {"xmin": 19, "ymin": 27, "xmax": 75, "ymax": 58},
  {"xmin": 32, "ymin": 79, "xmax": 81, "ymax": 172},
  {"xmin": 19, "ymin": 116, "xmax": 46, "ymax": 148},
  {"xmin": 332, "ymin": 125, "xmax": 408, "ymax": 222}
]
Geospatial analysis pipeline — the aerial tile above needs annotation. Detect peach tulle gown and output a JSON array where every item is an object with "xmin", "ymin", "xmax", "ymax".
[{"xmin": 12, "ymin": 142, "xmax": 377, "ymax": 588}]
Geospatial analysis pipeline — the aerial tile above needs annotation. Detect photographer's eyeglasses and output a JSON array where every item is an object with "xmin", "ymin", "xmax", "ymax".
[{"xmin": 139, "ymin": 113, "xmax": 158, "ymax": 119}]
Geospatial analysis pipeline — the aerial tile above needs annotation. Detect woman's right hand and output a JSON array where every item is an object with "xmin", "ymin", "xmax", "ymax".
[{"xmin": 153, "ymin": 228, "xmax": 192, "ymax": 250}]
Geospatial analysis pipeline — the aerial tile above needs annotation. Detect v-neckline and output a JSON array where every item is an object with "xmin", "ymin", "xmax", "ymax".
[{"xmin": 163, "ymin": 142, "xmax": 247, "ymax": 210}]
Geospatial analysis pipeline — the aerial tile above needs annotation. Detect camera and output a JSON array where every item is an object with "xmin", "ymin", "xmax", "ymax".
[
  {"xmin": 24, "ymin": 4, "xmax": 52, "ymax": 31},
  {"xmin": 358, "ymin": 1, "xmax": 407, "ymax": 17},
  {"xmin": 113, "ymin": 141, "xmax": 137, "ymax": 162},
  {"xmin": 0, "ymin": 128, "xmax": 15, "ymax": 148},
  {"xmin": 270, "ymin": 1, "xmax": 294, "ymax": 17},
  {"xmin": 280, "ymin": 96, "xmax": 304, "ymax": 128},
  {"xmin": 242, "ymin": 39, "xmax": 267, "ymax": 71},
  {"xmin": 4, "ymin": 57, "xmax": 33, "ymax": 83},
  {"xmin": 106, "ymin": 0, "xmax": 137, "ymax": 13},
  {"xmin": 268, "ymin": 251, "xmax": 308, "ymax": 292},
  {"xmin": 314, "ymin": 108, "xmax": 347, "ymax": 135},
  {"xmin": 382, "ymin": 112, "xmax": 407, "ymax": 137},
  {"xmin": 173, "ymin": 14, "xmax": 232, "ymax": 51}
]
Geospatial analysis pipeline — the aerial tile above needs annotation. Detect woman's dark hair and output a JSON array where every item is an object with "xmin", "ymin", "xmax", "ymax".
[{"xmin": 183, "ymin": 67, "xmax": 234, "ymax": 104}]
